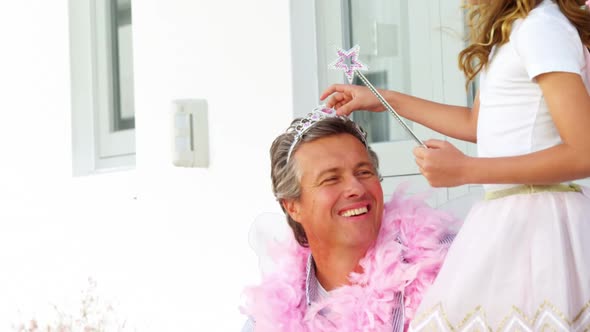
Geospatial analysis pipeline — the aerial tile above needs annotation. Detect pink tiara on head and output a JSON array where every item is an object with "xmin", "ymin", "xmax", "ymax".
[{"xmin": 286, "ymin": 105, "xmax": 367, "ymax": 162}]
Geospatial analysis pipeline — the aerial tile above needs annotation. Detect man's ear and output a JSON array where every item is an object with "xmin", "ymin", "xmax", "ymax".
[{"xmin": 281, "ymin": 199, "xmax": 301, "ymax": 222}]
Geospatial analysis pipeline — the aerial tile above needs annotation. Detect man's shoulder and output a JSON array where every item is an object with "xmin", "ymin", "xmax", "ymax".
[{"xmin": 240, "ymin": 318, "xmax": 255, "ymax": 332}]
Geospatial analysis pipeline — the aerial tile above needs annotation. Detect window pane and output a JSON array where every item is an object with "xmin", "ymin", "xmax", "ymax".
[
  {"xmin": 111, "ymin": 0, "xmax": 135, "ymax": 132},
  {"xmin": 346, "ymin": 0, "xmax": 415, "ymax": 143}
]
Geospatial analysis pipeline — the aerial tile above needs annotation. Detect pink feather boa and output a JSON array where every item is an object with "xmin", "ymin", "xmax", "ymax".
[{"xmin": 241, "ymin": 187, "xmax": 459, "ymax": 331}]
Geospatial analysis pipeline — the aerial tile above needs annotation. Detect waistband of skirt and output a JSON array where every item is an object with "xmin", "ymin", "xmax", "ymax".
[{"xmin": 484, "ymin": 183, "xmax": 582, "ymax": 200}]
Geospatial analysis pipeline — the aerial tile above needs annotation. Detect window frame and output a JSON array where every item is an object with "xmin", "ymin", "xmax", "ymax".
[{"xmin": 69, "ymin": 0, "xmax": 135, "ymax": 176}]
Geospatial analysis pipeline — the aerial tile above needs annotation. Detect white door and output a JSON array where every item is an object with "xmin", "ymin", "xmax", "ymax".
[{"xmin": 315, "ymin": 0, "xmax": 479, "ymax": 207}]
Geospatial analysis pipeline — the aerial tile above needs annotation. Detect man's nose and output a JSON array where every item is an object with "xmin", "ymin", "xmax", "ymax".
[{"xmin": 344, "ymin": 176, "xmax": 366, "ymax": 197}]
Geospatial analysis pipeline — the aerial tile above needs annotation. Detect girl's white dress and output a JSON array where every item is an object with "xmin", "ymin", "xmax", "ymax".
[{"xmin": 410, "ymin": 1, "xmax": 590, "ymax": 331}]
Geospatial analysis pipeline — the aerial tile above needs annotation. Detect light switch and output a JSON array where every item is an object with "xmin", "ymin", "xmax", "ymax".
[{"xmin": 171, "ymin": 99, "xmax": 209, "ymax": 168}]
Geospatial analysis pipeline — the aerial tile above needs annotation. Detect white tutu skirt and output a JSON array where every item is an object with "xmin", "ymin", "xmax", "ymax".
[{"xmin": 410, "ymin": 187, "xmax": 590, "ymax": 331}]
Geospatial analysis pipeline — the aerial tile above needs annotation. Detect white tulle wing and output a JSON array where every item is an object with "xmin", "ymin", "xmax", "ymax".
[{"xmin": 248, "ymin": 212, "xmax": 291, "ymax": 275}]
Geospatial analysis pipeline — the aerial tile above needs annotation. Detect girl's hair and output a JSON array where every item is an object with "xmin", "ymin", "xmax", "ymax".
[{"xmin": 459, "ymin": 0, "xmax": 590, "ymax": 85}]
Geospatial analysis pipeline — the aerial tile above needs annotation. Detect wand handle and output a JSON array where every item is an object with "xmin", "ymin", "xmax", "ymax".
[{"xmin": 354, "ymin": 70, "xmax": 427, "ymax": 148}]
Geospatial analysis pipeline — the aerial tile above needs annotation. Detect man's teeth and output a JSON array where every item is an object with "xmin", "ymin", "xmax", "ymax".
[{"xmin": 341, "ymin": 206, "xmax": 368, "ymax": 217}]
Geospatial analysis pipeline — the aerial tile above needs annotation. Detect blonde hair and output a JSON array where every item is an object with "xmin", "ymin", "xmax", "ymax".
[{"xmin": 459, "ymin": 0, "xmax": 590, "ymax": 85}]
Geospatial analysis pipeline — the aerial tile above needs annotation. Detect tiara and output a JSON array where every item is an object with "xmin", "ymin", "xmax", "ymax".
[{"xmin": 286, "ymin": 105, "xmax": 367, "ymax": 162}]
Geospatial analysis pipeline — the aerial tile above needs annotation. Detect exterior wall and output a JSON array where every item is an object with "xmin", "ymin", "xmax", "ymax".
[{"xmin": 0, "ymin": 1, "xmax": 292, "ymax": 330}]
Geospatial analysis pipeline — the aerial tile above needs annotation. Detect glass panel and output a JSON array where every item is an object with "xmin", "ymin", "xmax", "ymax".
[
  {"xmin": 346, "ymin": 0, "xmax": 413, "ymax": 143},
  {"xmin": 110, "ymin": 0, "xmax": 135, "ymax": 131}
]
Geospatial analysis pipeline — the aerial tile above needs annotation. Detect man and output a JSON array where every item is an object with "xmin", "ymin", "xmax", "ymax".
[{"xmin": 241, "ymin": 106, "xmax": 457, "ymax": 332}]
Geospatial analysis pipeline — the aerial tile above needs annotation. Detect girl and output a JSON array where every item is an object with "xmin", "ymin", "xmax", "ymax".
[{"xmin": 321, "ymin": 0, "xmax": 590, "ymax": 330}]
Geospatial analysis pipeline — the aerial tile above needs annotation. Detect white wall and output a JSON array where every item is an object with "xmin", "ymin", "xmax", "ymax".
[{"xmin": 0, "ymin": 0, "xmax": 293, "ymax": 330}]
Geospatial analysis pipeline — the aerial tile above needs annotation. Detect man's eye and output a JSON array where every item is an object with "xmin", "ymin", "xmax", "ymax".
[
  {"xmin": 321, "ymin": 177, "xmax": 338, "ymax": 184},
  {"xmin": 357, "ymin": 170, "xmax": 374, "ymax": 177}
]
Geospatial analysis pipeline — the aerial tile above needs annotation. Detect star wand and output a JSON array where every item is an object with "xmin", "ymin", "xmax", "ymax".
[{"xmin": 329, "ymin": 45, "xmax": 427, "ymax": 148}]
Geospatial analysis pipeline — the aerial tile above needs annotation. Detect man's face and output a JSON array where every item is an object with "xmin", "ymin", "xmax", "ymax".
[{"xmin": 286, "ymin": 133, "xmax": 384, "ymax": 251}]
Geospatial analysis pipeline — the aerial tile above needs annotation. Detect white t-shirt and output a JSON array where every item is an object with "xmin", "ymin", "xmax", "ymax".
[{"xmin": 477, "ymin": 0, "xmax": 589, "ymax": 191}]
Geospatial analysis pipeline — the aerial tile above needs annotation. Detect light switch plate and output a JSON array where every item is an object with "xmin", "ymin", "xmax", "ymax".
[{"xmin": 171, "ymin": 99, "xmax": 209, "ymax": 168}]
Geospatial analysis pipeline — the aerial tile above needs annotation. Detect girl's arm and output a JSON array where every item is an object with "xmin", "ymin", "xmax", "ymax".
[
  {"xmin": 415, "ymin": 72, "xmax": 590, "ymax": 187},
  {"xmin": 320, "ymin": 85, "xmax": 479, "ymax": 143},
  {"xmin": 379, "ymin": 89, "xmax": 479, "ymax": 143}
]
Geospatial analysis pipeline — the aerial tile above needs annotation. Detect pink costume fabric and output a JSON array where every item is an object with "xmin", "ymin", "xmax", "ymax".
[{"xmin": 241, "ymin": 187, "xmax": 459, "ymax": 331}]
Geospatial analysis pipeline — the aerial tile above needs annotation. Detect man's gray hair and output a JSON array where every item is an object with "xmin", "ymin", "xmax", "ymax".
[{"xmin": 270, "ymin": 116, "xmax": 380, "ymax": 247}]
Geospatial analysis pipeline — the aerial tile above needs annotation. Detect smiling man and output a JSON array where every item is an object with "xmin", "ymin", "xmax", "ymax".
[
  {"xmin": 240, "ymin": 106, "xmax": 458, "ymax": 332},
  {"xmin": 285, "ymin": 132, "xmax": 384, "ymax": 293}
]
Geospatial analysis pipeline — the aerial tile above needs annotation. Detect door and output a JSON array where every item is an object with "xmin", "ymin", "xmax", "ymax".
[{"xmin": 315, "ymin": 0, "xmax": 478, "ymax": 206}]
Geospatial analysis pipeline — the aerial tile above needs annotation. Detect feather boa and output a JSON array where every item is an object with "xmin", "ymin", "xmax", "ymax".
[{"xmin": 241, "ymin": 187, "xmax": 459, "ymax": 331}]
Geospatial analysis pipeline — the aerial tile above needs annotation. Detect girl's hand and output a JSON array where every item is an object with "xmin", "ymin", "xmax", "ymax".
[
  {"xmin": 320, "ymin": 84, "xmax": 386, "ymax": 116},
  {"xmin": 413, "ymin": 139, "xmax": 471, "ymax": 187}
]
